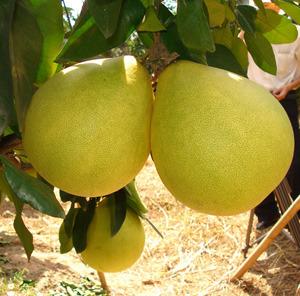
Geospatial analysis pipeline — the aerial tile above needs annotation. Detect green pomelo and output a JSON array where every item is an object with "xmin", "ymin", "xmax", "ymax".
[
  {"xmin": 24, "ymin": 56, "xmax": 153, "ymax": 197},
  {"xmin": 151, "ymin": 61, "xmax": 294, "ymax": 216},
  {"xmin": 81, "ymin": 200, "xmax": 145, "ymax": 272}
]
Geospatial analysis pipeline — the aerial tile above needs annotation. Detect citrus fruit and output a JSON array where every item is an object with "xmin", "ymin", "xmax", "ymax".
[
  {"xmin": 23, "ymin": 56, "xmax": 153, "ymax": 197},
  {"xmin": 151, "ymin": 61, "xmax": 294, "ymax": 216},
  {"xmin": 80, "ymin": 200, "xmax": 145, "ymax": 272}
]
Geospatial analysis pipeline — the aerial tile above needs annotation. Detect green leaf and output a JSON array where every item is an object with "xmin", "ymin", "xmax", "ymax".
[
  {"xmin": 27, "ymin": 0, "xmax": 64, "ymax": 84},
  {"xmin": 244, "ymin": 31, "xmax": 277, "ymax": 75},
  {"xmin": 14, "ymin": 214, "xmax": 34, "ymax": 260},
  {"xmin": 274, "ymin": 0, "xmax": 300, "ymax": 25},
  {"xmin": 59, "ymin": 204, "xmax": 79, "ymax": 254},
  {"xmin": 224, "ymin": 4, "xmax": 235, "ymax": 22},
  {"xmin": 59, "ymin": 222, "xmax": 73, "ymax": 254},
  {"xmin": 10, "ymin": 0, "xmax": 43, "ymax": 131},
  {"xmin": 204, "ymin": 0, "xmax": 226, "ymax": 27},
  {"xmin": 0, "ymin": 170, "xmax": 34, "ymax": 260},
  {"xmin": 0, "ymin": 156, "xmax": 65, "ymax": 219},
  {"xmin": 0, "ymin": 0, "xmax": 18, "ymax": 134},
  {"xmin": 108, "ymin": 189, "xmax": 127, "ymax": 236},
  {"xmin": 213, "ymin": 27, "xmax": 248, "ymax": 70},
  {"xmin": 236, "ymin": 5, "xmax": 257, "ymax": 34},
  {"xmin": 125, "ymin": 180, "xmax": 147, "ymax": 215},
  {"xmin": 157, "ymin": 4, "xmax": 190, "ymax": 58},
  {"xmin": 138, "ymin": 31, "xmax": 154, "ymax": 48},
  {"xmin": 138, "ymin": 5, "xmax": 166, "ymax": 32},
  {"xmin": 231, "ymin": 37, "xmax": 249, "ymax": 72},
  {"xmin": 206, "ymin": 44, "xmax": 246, "ymax": 76},
  {"xmin": 72, "ymin": 199, "xmax": 96, "ymax": 253},
  {"xmin": 57, "ymin": 0, "xmax": 145, "ymax": 63},
  {"xmin": 213, "ymin": 26, "xmax": 233, "ymax": 49},
  {"xmin": 253, "ymin": 0, "xmax": 266, "ymax": 13},
  {"xmin": 88, "ymin": 0, "xmax": 123, "ymax": 38},
  {"xmin": 177, "ymin": 0, "xmax": 215, "ymax": 53},
  {"xmin": 255, "ymin": 8, "xmax": 298, "ymax": 44}
]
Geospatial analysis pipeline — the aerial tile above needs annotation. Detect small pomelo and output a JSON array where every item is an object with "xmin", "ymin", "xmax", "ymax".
[
  {"xmin": 151, "ymin": 61, "xmax": 294, "ymax": 216},
  {"xmin": 23, "ymin": 56, "xmax": 153, "ymax": 197},
  {"xmin": 80, "ymin": 200, "xmax": 145, "ymax": 272}
]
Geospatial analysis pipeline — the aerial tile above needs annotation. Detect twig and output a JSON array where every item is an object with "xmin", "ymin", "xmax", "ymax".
[{"xmin": 97, "ymin": 271, "xmax": 110, "ymax": 294}]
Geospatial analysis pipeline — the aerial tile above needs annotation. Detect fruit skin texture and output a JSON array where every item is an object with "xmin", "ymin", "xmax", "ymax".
[
  {"xmin": 23, "ymin": 56, "xmax": 153, "ymax": 197},
  {"xmin": 80, "ymin": 200, "xmax": 145, "ymax": 272},
  {"xmin": 151, "ymin": 61, "xmax": 294, "ymax": 216}
]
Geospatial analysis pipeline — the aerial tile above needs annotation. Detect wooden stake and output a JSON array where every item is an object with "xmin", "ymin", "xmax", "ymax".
[
  {"xmin": 242, "ymin": 209, "xmax": 254, "ymax": 257},
  {"xmin": 98, "ymin": 271, "xmax": 110, "ymax": 294},
  {"xmin": 231, "ymin": 194, "xmax": 300, "ymax": 281}
]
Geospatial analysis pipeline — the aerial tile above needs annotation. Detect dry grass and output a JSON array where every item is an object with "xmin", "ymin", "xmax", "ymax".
[{"xmin": 0, "ymin": 158, "xmax": 299, "ymax": 295}]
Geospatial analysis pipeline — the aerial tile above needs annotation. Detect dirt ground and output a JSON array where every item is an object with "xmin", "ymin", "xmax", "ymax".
[{"xmin": 0, "ymin": 159, "xmax": 300, "ymax": 296}]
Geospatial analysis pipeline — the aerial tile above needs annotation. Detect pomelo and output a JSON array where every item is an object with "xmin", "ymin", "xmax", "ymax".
[
  {"xmin": 80, "ymin": 200, "xmax": 145, "ymax": 272},
  {"xmin": 23, "ymin": 56, "xmax": 153, "ymax": 197},
  {"xmin": 151, "ymin": 60, "xmax": 294, "ymax": 215}
]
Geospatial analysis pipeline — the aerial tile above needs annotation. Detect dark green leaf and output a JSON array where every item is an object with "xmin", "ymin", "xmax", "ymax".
[
  {"xmin": 255, "ymin": 8, "xmax": 298, "ymax": 43},
  {"xmin": 0, "ymin": 171, "xmax": 33, "ymax": 260},
  {"xmin": 72, "ymin": 199, "xmax": 96, "ymax": 253},
  {"xmin": 88, "ymin": 0, "xmax": 123, "ymax": 38},
  {"xmin": 27, "ymin": 0, "xmax": 64, "ymax": 84},
  {"xmin": 0, "ymin": 156, "xmax": 65, "ymax": 219},
  {"xmin": 125, "ymin": 180, "xmax": 147, "ymax": 216},
  {"xmin": 64, "ymin": 204, "xmax": 80, "ymax": 237},
  {"xmin": 177, "ymin": 0, "xmax": 215, "ymax": 53},
  {"xmin": 0, "ymin": 0, "xmax": 18, "ymax": 134},
  {"xmin": 59, "ymin": 190, "xmax": 89, "ymax": 211},
  {"xmin": 244, "ymin": 31, "xmax": 276, "ymax": 75},
  {"xmin": 10, "ymin": 0, "xmax": 43, "ymax": 131},
  {"xmin": 138, "ymin": 5, "xmax": 166, "ymax": 32},
  {"xmin": 206, "ymin": 44, "xmax": 246, "ymax": 76},
  {"xmin": 57, "ymin": 0, "xmax": 145, "ymax": 63},
  {"xmin": 157, "ymin": 5, "xmax": 194, "ymax": 60},
  {"xmin": 108, "ymin": 189, "xmax": 127, "ymax": 236},
  {"xmin": 236, "ymin": 5, "xmax": 257, "ymax": 34},
  {"xmin": 59, "ymin": 204, "xmax": 79, "ymax": 254}
]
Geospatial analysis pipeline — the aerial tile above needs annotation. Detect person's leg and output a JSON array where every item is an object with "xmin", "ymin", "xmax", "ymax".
[
  {"xmin": 254, "ymin": 94, "xmax": 300, "ymax": 229},
  {"xmin": 281, "ymin": 97, "xmax": 300, "ymax": 200}
]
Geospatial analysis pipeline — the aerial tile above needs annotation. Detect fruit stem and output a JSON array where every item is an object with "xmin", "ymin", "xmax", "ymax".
[{"xmin": 97, "ymin": 271, "xmax": 110, "ymax": 294}]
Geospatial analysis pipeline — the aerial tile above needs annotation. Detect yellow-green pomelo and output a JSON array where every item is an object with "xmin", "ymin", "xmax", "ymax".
[
  {"xmin": 151, "ymin": 61, "xmax": 294, "ymax": 216},
  {"xmin": 23, "ymin": 56, "xmax": 153, "ymax": 197},
  {"xmin": 80, "ymin": 200, "xmax": 145, "ymax": 272}
]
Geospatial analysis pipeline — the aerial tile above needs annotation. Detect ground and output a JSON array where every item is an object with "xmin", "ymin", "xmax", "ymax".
[{"xmin": 0, "ymin": 159, "xmax": 299, "ymax": 295}]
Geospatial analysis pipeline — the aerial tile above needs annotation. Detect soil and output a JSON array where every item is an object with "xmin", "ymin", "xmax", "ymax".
[{"xmin": 0, "ymin": 159, "xmax": 299, "ymax": 295}]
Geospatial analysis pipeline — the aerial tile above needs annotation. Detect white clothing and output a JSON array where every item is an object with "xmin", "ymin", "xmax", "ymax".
[{"xmin": 247, "ymin": 25, "xmax": 300, "ymax": 91}]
